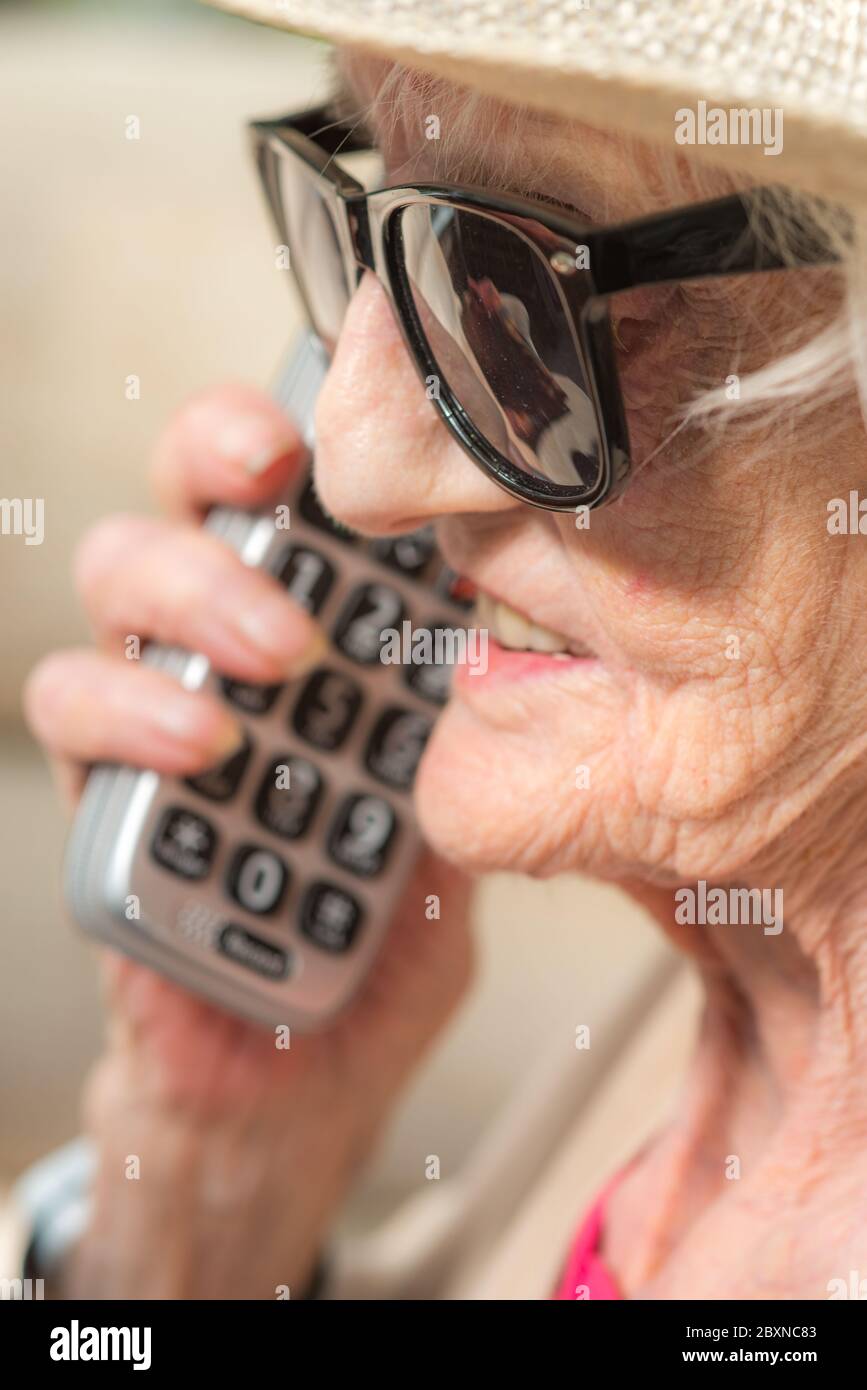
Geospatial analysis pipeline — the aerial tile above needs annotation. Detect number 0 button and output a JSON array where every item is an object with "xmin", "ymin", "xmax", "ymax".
[
  {"xmin": 327, "ymin": 793, "xmax": 397, "ymax": 878},
  {"xmin": 227, "ymin": 846, "xmax": 288, "ymax": 916}
]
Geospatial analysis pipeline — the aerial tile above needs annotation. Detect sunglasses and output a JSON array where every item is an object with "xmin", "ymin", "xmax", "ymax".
[{"xmin": 249, "ymin": 105, "xmax": 843, "ymax": 514}]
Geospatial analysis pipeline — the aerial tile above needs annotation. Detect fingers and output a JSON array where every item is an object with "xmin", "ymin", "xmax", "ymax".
[
  {"xmin": 74, "ymin": 514, "xmax": 326, "ymax": 683},
  {"xmin": 24, "ymin": 649, "xmax": 246, "ymax": 779},
  {"xmin": 150, "ymin": 384, "xmax": 306, "ymax": 519}
]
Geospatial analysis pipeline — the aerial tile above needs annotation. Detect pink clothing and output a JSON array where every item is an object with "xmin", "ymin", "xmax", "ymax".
[{"xmin": 552, "ymin": 1181, "xmax": 622, "ymax": 1300}]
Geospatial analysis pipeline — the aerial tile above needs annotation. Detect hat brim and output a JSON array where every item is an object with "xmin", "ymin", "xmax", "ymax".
[{"xmin": 205, "ymin": 0, "xmax": 867, "ymax": 210}]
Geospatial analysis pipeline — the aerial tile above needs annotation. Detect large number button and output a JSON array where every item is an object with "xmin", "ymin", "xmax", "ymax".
[
  {"xmin": 220, "ymin": 678, "xmax": 282, "ymax": 716},
  {"xmin": 402, "ymin": 618, "xmax": 460, "ymax": 705},
  {"xmin": 151, "ymin": 807, "xmax": 217, "ymax": 880},
  {"xmin": 327, "ymin": 793, "xmax": 397, "ymax": 878},
  {"xmin": 332, "ymin": 583, "xmax": 406, "ymax": 665},
  {"xmin": 185, "ymin": 736, "xmax": 253, "ymax": 801},
  {"xmin": 272, "ymin": 543, "xmax": 334, "ymax": 614},
  {"xmin": 299, "ymin": 882, "xmax": 363, "ymax": 954},
  {"xmin": 227, "ymin": 845, "xmax": 288, "ymax": 915},
  {"xmin": 217, "ymin": 923, "xmax": 291, "ymax": 979},
  {"xmin": 255, "ymin": 754, "xmax": 323, "ymax": 840},
  {"xmin": 298, "ymin": 477, "xmax": 357, "ymax": 543},
  {"xmin": 369, "ymin": 528, "xmax": 435, "ymax": 578},
  {"xmin": 364, "ymin": 707, "xmax": 432, "ymax": 791},
  {"xmin": 291, "ymin": 669, "xmax": 362, "ymax": 751}
]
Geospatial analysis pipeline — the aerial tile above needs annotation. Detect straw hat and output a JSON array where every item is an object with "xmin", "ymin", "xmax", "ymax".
[{"xmin": 205, "ymin": 0, "xmax": 867, "ymax": 209}]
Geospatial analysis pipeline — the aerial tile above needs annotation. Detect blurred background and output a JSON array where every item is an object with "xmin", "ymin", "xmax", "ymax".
[{"xmin": 0, "ymin": 0, "xmax": 679, "ymax": 1235}]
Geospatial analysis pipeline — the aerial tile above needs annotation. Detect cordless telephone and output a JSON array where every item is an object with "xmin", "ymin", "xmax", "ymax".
[{"xmin": 65, "ymin": 331, "xmax": 469, "ymax": 1030}]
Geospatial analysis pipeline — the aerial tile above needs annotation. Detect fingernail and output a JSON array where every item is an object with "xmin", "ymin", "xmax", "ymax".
[
  {"xmin": 152, "ymin": 698, "xmax": 245, "ymax": 755},
  {"xmin": 245, "ymin": 443, "xmax": 293, "ymax": 477},
  {"xmin": 289, "ymin": 627, "xmax": 330, "ymax": 678},
  {"xmin": 215, "ymin": 414, "xmax": 295, "ymax": 475},
  {"xmin": 210, "ymin": 718, "xmax": 249, "ymax": 758},
  {"xmin": 231, "ymin": 596, "xmax": 327, "ymax": 675}
]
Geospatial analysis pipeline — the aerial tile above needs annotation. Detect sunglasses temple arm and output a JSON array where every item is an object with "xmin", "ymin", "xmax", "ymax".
[{"xmin": 588, "ymin": 193, "xmax": 843, "ymax": 296}]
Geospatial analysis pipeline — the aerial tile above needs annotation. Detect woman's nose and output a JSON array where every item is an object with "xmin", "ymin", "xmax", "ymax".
[{"xmin": 313, "ymin": 272, "xmax": 516, "ymax": 535}]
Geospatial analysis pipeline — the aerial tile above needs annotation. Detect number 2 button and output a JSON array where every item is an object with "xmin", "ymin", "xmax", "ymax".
[{"xmin": 332, "ymin": 583, "xmax": 405, "ymax": 665}]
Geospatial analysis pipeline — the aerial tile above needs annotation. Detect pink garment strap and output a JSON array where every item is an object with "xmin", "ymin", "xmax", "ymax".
[{"xmin": 551, "ymin": 1174, "xmax": 624, "ymax": 1300}]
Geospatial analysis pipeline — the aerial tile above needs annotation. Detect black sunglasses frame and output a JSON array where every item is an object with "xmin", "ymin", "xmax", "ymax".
[{"xmin": 249, "ymin": 105, "xmax": 843, "ymax": 513}]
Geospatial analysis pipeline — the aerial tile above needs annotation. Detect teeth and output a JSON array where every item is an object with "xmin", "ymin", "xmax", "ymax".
[{"xmin": 474, "ymin": 592, "xmax": 572, "ymax": 654}]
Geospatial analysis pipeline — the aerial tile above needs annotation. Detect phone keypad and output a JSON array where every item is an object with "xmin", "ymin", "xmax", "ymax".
[
  {"xmin": 434, "ymin": 566, "xmax": 476, "ymax": 610},
  {"xmin": 273, "ymin": 542, "xmax": 334, "ymax": 614},
  {"xmin": 364, "ymin": 706, "xmax": 432, "ymax": 790},
  {"xmin": 327, "ymin": 793, "xmax": 397, "ymax": 879},
  {"xmin": 292, "ymin": 668, "xmax": 362, "ymax": 751},
  {"xmin": 332, "ymin": 582, "xmax": 407, "ymax": 665},
  {"xmin": 300, "ymin": 881, "xmax": 364, "ymax": 954},
  {"xmin": 185, "ymin": 736, "xmax": 253, "ymax": 801},
  {"xmin": 227, "ymin": 845, "xmax": 289, "ymax": 915},
  {"xmin": 141, "ymin": 491, "xmax": 468, "ymax": 1008},
  {"xmin": 218, "ymin": 923, "xmax": 292, "ymax": 979},
  {"xmin": 298, "ymin": 478, "xmax": 357, "ymax": 544},
  {"xmin": 402, "ymin": 617, "xmax": 458, "ymax": 706},
  {"xmin": 369, "ymin": 528, "xmax": 435, "ymax": 578},
  {"xmin": 220, "ymin": 678, "xmax": 282, "ymax": 717},
  {"xmin": 152, "ymin": 807, "xmax": 218, "ymax": 880},
  {"xmin": 255, "ymin": 754, "xmax": 323, "ymax": 840}
]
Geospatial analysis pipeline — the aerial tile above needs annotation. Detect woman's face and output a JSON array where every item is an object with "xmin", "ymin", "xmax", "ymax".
[{"xmin": 314, "ymin": 51, "xmax": 866, "ymax": 889}]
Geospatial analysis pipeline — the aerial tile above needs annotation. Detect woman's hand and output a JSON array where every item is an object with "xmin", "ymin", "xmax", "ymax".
[{"xmin": 24, "ymin": 383, "xmax": 475, "ymax": 1298}]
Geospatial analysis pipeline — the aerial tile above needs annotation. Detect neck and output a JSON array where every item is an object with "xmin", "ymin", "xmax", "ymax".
[
  {"xmin": 711, "ymin": 819, "xmax": 867, "ymax": 1104},
  {"xmin": 609, "ymin": 800, "xmax": 867, "ymax": 1295}
]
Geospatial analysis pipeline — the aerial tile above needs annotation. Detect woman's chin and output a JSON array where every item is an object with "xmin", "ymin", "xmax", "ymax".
[
  {"xmin": 412, "ymin": 699, "xmax": 605, "ymax": 878},
  {"xmin": 411, "ymin": 707, "xmax": 497, "ymax": 872},
  {"xmin": 412, "ymin": 693, "xmax": 760, "ymax": 886}
]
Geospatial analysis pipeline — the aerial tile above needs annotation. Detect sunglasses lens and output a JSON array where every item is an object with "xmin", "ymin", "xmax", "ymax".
[
  {"xmin": 399, "ymin": 203, "xmax": 603, "ymax": 495},
  {"xmin": 279, "ymin": 160, "xmax": 350, "ymax": 353}
]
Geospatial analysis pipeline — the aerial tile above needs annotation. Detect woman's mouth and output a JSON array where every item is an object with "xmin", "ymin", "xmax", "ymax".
[
  {"xmin": 454, "ymin": 590, "xmax": 597, "ymax": 688},
  {"xmin": 473, "ymin": 591, "xmax": 595, "ymax": 658}
]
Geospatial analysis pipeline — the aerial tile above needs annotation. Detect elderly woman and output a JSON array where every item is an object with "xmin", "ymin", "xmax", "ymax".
[{"xmin": 21, "ymin": 0, "xmax": 867, "ymax": 1300}]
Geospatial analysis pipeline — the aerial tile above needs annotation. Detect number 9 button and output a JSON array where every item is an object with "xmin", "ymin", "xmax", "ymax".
[{"xmin": 327, "ymin": 793, "xmax": 397, "ymax": 878}]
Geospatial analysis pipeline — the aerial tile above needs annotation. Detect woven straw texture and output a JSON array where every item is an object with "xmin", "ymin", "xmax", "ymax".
[{"xmin": 205, "ymin": 0, "xmax": 867, "ymax": 207}]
